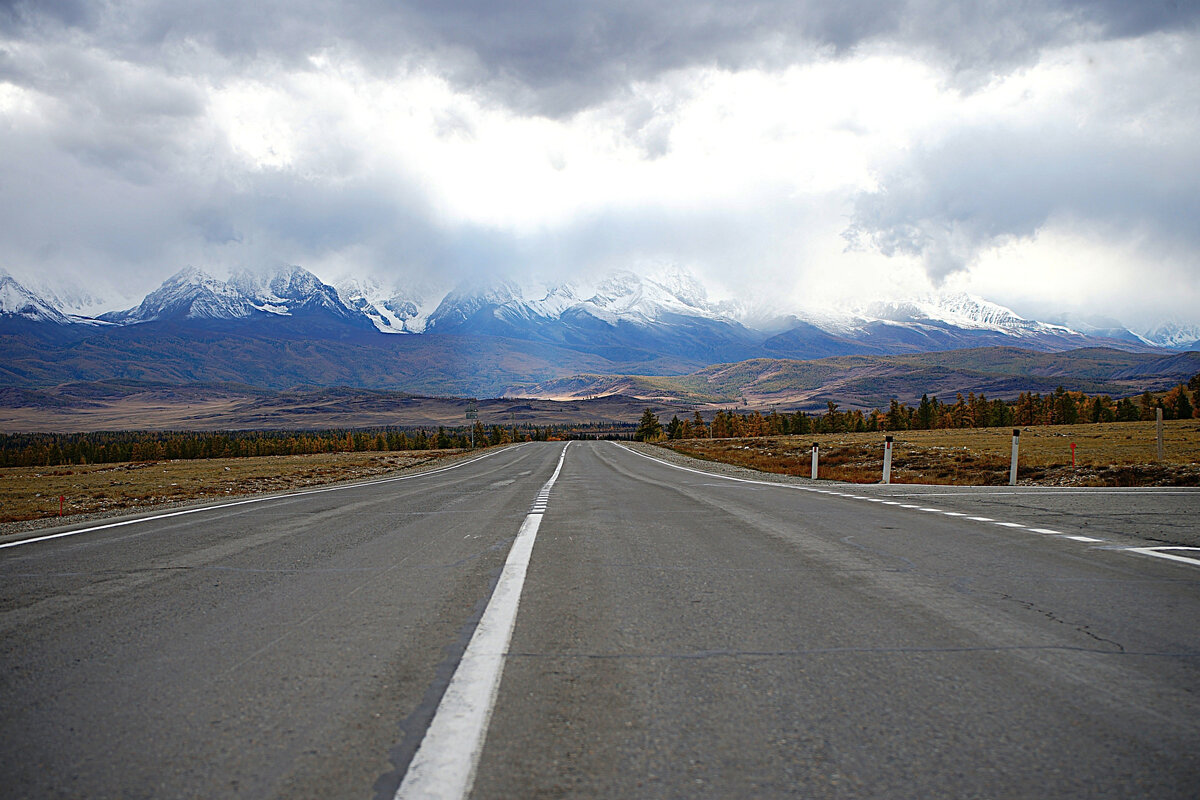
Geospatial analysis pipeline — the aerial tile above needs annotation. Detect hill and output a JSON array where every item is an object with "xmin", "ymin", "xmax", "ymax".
[{"xmin": 515, "ymin": 347, "xmax": 1200, "ymax": 410}]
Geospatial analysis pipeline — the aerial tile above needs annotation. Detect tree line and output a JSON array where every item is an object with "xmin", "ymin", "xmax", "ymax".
[
  {"xmin": 636, "ymin": 373, "xmax": 1200, "ymax": 441},
  {"xmin": 0, "ymin": 421, "xmax": 636, "ymax": 468}
]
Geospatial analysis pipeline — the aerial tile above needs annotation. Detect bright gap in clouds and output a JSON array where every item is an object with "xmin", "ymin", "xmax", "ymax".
[{"xmin": 195, "ymin": 46, "xmax": 959, "ymax": 314}]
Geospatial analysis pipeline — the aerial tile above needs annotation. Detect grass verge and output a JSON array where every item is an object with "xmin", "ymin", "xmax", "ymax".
[
  {"xmin": 0, "ymin": 449, "xmax": 469, "ymax": 527},
  {"xmin": 662, "ymin": 419, "xmax": 1200, "ymax": 486}
]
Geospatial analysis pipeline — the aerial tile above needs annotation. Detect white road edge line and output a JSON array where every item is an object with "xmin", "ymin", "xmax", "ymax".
[
  {"xmin": 1125, "ymin": 547, "xmax": 1200, "ymax": 567},
  {"xmin": 0, "ymin": 445, "xmax": 516, "ymax": 551},
  {"xmin": 395, "ymin": 442, "xmax": 570, "ymax": 800}
]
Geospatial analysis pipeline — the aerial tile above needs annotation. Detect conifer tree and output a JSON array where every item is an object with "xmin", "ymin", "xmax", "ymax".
[{"xmin": 636, "ymin": 408, "xmax": 663, "ymax": 441}]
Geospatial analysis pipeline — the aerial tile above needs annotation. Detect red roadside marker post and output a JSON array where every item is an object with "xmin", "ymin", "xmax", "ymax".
[
  {"xmin": 59, "ymin": 495, "xmax": 64, "ymax": 517},
  {"xmin": 1071, "ymin": 442, "xmax": 1076, "ymax": 467}
]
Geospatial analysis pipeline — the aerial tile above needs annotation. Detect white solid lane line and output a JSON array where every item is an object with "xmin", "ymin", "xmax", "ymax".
[
  {"xmin": 395, "ymin": 443, "xmax": 570, "ymax": 800},
  {"xmin": 1126, "ymin": 547, "xmax": 1200, "ymax": 567},
  {"xmin": 0, "ymin": 446, "xmax": 514, "ymax": 552}
]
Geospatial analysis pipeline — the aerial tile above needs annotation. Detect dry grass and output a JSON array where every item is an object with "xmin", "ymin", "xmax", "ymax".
[
  {"xmin": 0, "ymin": 450, "xmax": 465, "ymax": 526},
  {"xmin": 664, "ymin": 419, "xmax": 1200, "ymax": 486}
]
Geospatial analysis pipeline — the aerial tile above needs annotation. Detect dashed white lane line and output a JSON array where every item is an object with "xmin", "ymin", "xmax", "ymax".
[
  {"xmin": 395, "ymin": 443, "xmax": 570, "ymax": 800},
  {"xmin": 614, "ymin": 444, "xmax": 1200, "ymax": 570}
]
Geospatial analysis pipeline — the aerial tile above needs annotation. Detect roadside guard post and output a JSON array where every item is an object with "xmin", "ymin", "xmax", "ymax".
[
  {"xmin": 1157, "ymin": 407, "xmax": 1164, "ymax": 461},
  {"xmin": 811, "ymin": 442, "xmax": 819, "ymax": 480},
  {"xmin": 883, "ymin": 435, "xmax": 893, "ymax": 484},
  {"xmin": 466, "ymin": 399, "xmax": 479, "ymax": 448},
  {"xmin": 1009, "ymin": 429, "xmax": 1020, "ymax": 486}
]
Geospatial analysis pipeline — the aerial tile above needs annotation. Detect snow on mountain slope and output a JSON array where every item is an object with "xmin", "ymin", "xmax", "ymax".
[
  {"xmin": 334, "ymin": 277, "xmax": 436, "ymax": 333},
  {"xmin": 1143, "ymin": 322, "xmax": 1200, "ymax": 350},
  {"xmin": 426, "ymin": 267, "xmax": 734, "ymax": 333},
  {"xmin": 102, "ymin": 266, "xmax": 362, "ymax": 324},
  {"xmin": 22, "ymin": 280, "xmax": 130, "ymax": 319},
  {"xmin": 0, "ymin": 274, "xmax": 71, "ymax": 324},
  {"xmin": 10, "ymin": 263, "xmax": 1190, "ymax": 365},
  {"xmin": 574, "ymin": 269, "xmax": 732, "ymax": 324},
  {"xmin": 101, "ymin": 267, "xmax": 256, "ymax": 322},
  {"xmin": 229, "ymin": 266, "xmax": 354, "ymax": 319},
  {"xmin": 852, "ymin": 293, "xmax": 1067, "ymax": 337},
  {"xmin": 1047, "ymin": 313, "xmax": 1154, "ymax": 347}
]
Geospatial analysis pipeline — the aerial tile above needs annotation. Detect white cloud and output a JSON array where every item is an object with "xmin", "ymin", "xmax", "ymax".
[{"xmin": 0, "ymin": 1, "xmax": 1196, "ymax": 330}]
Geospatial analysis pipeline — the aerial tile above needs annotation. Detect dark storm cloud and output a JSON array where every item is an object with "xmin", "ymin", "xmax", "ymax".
[{"xmin": 5, "ymin": 0, "xmax": 1197, "ymax": 116}]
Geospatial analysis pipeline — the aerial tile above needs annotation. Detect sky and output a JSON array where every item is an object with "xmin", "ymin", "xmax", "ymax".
[{"xmin": 0, "ymin": 0, "xmax": 1197, "ymax": 330}]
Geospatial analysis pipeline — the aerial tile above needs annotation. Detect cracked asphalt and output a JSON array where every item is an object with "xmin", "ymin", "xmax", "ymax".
[
  {"xmin": 474, "ymin": 443, "xmax": 1200, "ymax": 798},
  {"xmin": 1, "ymin": 441, "xmax": 1198, "ymax": 798}
]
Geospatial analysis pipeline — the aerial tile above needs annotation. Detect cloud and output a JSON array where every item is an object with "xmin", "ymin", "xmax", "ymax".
[
  {"xmin": 6, "ymin": 0, "xmax": 1197, "ymax": 116},
  {"xmin": 0, "ymin": 0, "xmax": 1198, "ymax": 329},
  {"xmin": 846, "ymin": 33, "xmax": 1200, "ymax": 284}
]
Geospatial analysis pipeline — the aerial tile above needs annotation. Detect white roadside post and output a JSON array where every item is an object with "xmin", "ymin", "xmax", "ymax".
[
  {"xmin": 811, "ymin": 442, "xmax": 819, "ymax": 480},
  {"xmin": 882, "ymin": 435, "xmax": 893, "ymax": 484},
  {"xmin": 1157, "ymin": 407, "xmax": 1164, "ymax": 461},
  {"xmin": 1009, "ymin": 429, "xmax": 1020, "ymax": 486},
  {"xmin": 466, "ymin": 399, "xmax": 478, "ymax": 448}
]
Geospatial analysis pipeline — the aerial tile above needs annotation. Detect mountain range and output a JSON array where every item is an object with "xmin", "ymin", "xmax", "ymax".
[{"xmin": 2, "ymin": 265, "xmax": 1197, "ymax": 398}]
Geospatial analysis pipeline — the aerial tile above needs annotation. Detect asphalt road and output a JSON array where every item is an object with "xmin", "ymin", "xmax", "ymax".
[{"xmin": 1, "ymin": 441, "xmax": 1198, "ymax": 798}]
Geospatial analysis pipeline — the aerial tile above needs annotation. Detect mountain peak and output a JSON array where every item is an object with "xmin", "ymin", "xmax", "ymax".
[
  {"xmin": 101, "ymin": 267, "xmax": 252, "ymax": 323},
  {"xmin": 1143, "ymin": 321, "xmax": 1200, "ymax": 350},
  {"xmin": 0, "ymin": 274, "xmax": 71, "ymax": 324},
  {"xmin": 101, "ymin": 265, "xmax": 361, "ymax": 325}
]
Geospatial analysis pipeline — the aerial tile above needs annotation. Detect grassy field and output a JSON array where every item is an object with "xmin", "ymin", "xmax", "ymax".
[
  {"xmin": 663, "ymin": 419, "xmax": 1200, "ymax": 486},
  {"xmin": 0, "ymin": 450, "xmax": 466, "ymax": 526}
]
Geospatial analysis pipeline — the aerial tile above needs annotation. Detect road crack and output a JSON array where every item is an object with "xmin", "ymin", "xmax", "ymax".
[{"xmin": 998, "ymin": 594, "xmax": 1126, "ymax": 653}]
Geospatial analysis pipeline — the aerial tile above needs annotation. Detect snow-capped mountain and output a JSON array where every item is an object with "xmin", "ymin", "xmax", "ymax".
[
  {"xmin": 100, "ymin": 266, "xmax": 365, "ymax": 326},
  {"xmin": 334, "ymin": 277, "xmax": 434, "ymax": 334},
  {"xmin": 4, "ymin": 265, "xmax": 1197, "ymax": 397},
  {"xmin": 21, "ymin": 278, "xmax": 131, "ymax": 319},
  {"xmin": 425, "ymin": 268, "xmax": 735, "ymax": 333},
  {"xmin": 861, "ymin": 294, "xmax": 1062, "ymax": 335},
  {"xmin": 1142, "ymin": 322, "xmax": 1200, "ymax": 350},
  {"xmin": 419, "ymin": 269, "xmax": 760, "ymax": 365},
  {"xmin": 102, "ymin": 267, "xmax": 257, "ymax": 323},
  {"xmin": 0, "ymin": 274, "xmax": 71, "ymax": 324},
  {"xmin": 757, "ymin": 292, "xmax": 1120, "ymax": 359},
  {"xmin": 4, "ymin": 264, "xmax": 1195, "ymax": 385},
  {"xmin": 1045, "ymin": 313, "xmax": 1153, "ymax": 347}
]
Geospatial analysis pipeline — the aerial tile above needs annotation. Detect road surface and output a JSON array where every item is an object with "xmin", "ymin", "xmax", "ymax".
[{"xmin": 1, "ymin": 441, "xmax": 1198, "ymax": 798}]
